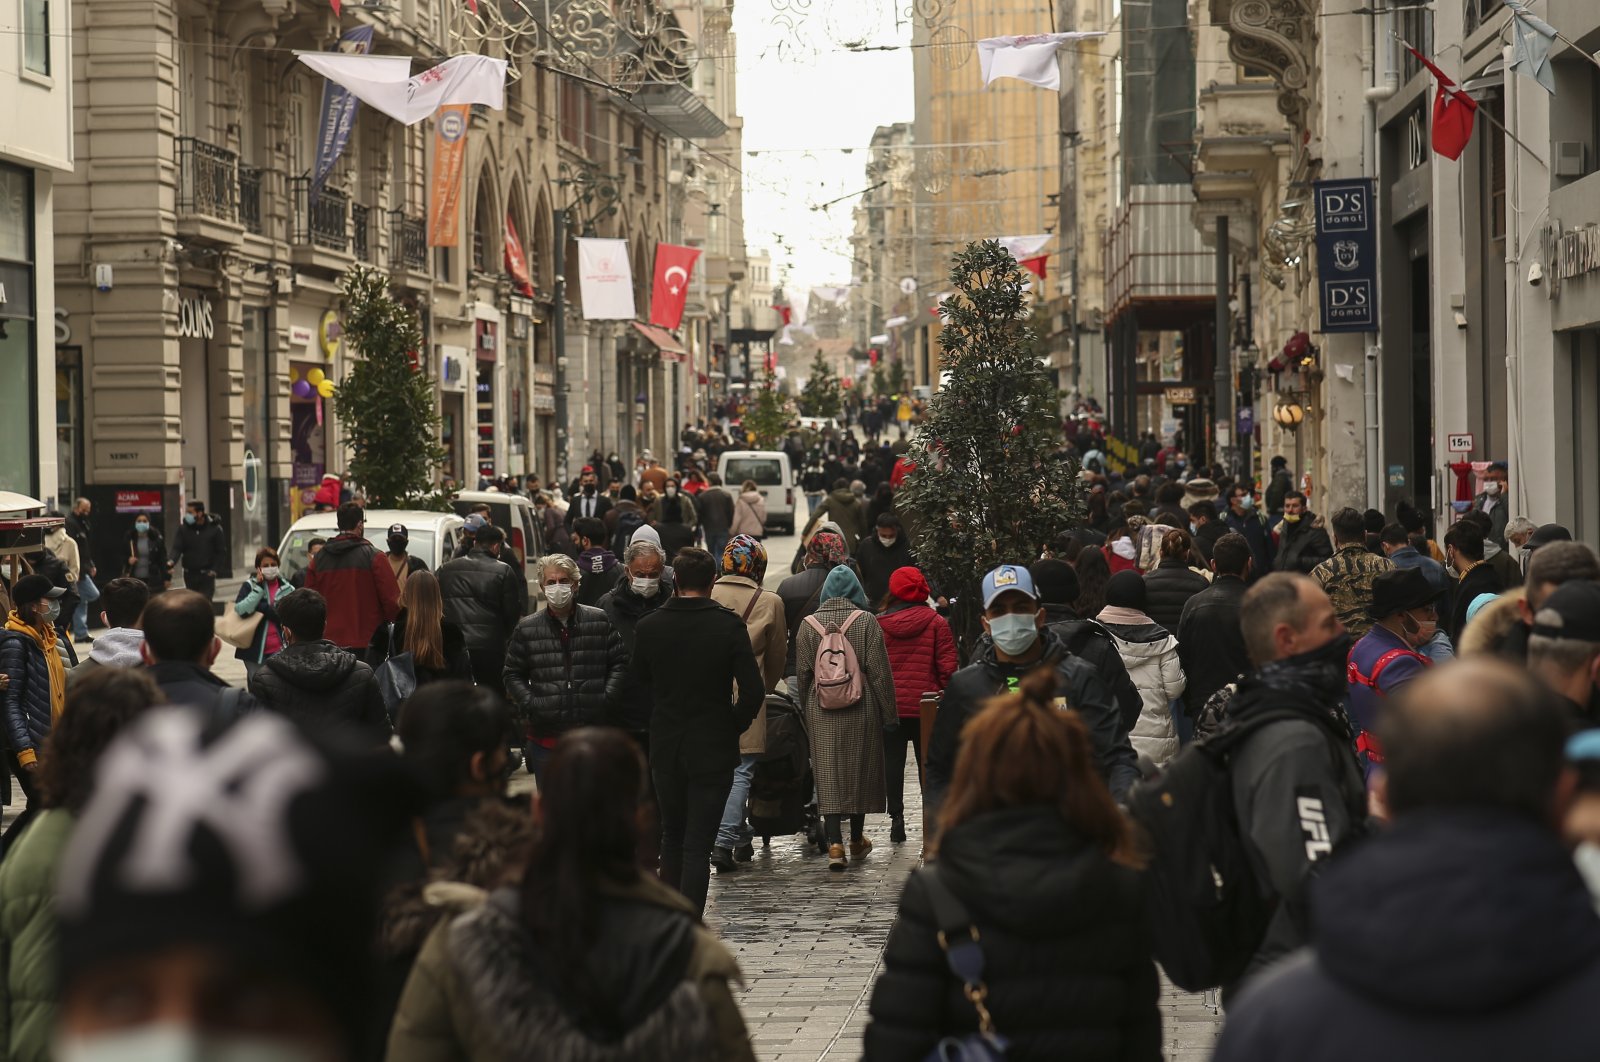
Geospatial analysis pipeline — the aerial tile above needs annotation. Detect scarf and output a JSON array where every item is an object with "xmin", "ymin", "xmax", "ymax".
[
  {"xmin": 806, "ymin": 530, "xmax": 848, "ymax": 568},
  {"xmin": 722, "ymin": 534, "xmax": 767, "ymax": 581},
  {"xmin": 1228, "ymin": 641, "xmax": 1355, "ymax": 741},
  {"xmin": 6, "ymin": 612, "xmax": 65, "ymax": 726},
  {"xmin": 1096, "ymin": 604, "xmax": 1154, "ymax": 628}
]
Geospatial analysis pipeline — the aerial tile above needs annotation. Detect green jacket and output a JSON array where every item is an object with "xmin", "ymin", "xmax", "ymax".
[
  {"xmin": 387, "ymin": 872, "xmax": 753, "ymax": 1062},
  {"xmin": 0, "ymin": 810, "xmax": 73, "ymax": 1062}
]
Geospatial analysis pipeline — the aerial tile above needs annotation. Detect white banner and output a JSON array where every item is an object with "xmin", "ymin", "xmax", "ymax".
[
  {"xmin": 576, "ymin": 238, "xmax": 636, "ymax": 320},
  {"xmin": 296, "ymin": 53, "xmax": 506, "ymax": 126},
  {"xmin": 997, "ymin": 233, "xmax": 1052, "ymax": 259},
  {"xmin": 975, "ymin": 32, "xmax": 1107, "ymax": 92}
]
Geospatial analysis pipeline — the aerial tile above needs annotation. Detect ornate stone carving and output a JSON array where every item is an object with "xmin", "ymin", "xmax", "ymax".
[{"xmin": 1210, "ymin": 0, "xmax": 1317, "ymax": 138}]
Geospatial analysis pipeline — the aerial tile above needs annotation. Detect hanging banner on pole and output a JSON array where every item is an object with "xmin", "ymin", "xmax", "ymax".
[
  {"xmin": 428, "ymin": 104, "xmax": 470, "ymax": 247},
  {"xmin": 576, "ymin": 237, "xmax": 636, "ymax": 320},
  {"xmin": 504, "ymin": 213, "xmax": 534, "ymax": 296},
  {"xmin": 311, "ymin": 26, "xmax": 375, "ymax": 198},
  {"xmin": 1312, "ymin": 177, "xmax": 1379, "ymax": 333}
]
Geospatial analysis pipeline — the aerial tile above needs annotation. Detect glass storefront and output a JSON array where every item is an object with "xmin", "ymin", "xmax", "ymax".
[
  {"xmin": 0, "ymin": 165, "xmax": 36, "ymax": 496},
  {"xmin": 240, "ymin": 308, "xmax": 272, "ymax": 556}
]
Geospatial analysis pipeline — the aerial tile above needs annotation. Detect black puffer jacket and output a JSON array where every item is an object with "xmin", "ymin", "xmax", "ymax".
[
  {"xmin": 598, "ymin": 572, "xmax": 674, "ymax": 734},
  {"xmin": 1142, "ymin": 558, "xmax": 1209, "ymax": 634},
  {"xmin": 1041, "ymin": 603, "xmax": 1142, "ymax": 733},
  {"xmin": 864, "ymin": 808, "xmax": 1160, "ymax": 1061},
  {"xmin": 1215, "ymin": 810, "xmax": 1600, "ymax": 1062},
  {"xmin": 502, "ymin": 606, "xmax": 627, "ymax": 739},
  {"xmin": 1175, "ymin": 575, "xmax": 1250, "ymax": 713},
  {"xmin": 437, "ymin": 548, "xmax": 526, "ymax": 688},
  {"xmin": 248, "ymin": 640, "xmax": 391, "ymax": 744},
  {"xmin": 0, "ymin": 628, "xmax": 53, "ymax": 760}
]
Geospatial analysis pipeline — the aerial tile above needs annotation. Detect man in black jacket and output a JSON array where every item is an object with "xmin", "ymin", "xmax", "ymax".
[
  {"xmin": 502, "ymin": 552, "xmax": 626, "ymax": 781},
  {"xmin": 631, "ymin": 548, "xmax": 763, "ymax": 915},
  {"xmin": 437, "ymin": 524, "xmax": 526, "ymax": 695},
  {"xmin": 1030, "ymin": 558, "xmax": 1142, "ymax": 732},
  {"xmin": 64, "ymin": 497, "xmax": 99, "ymax": 643},
  {"xmin": 168, "ymin": 501, "xmax": 230, "ymax": 603},
  {"xmin": 1215, "ymin": 659, "xmax": 1598, "ymax": 1061},
  {"xmin": 927, "ymin": 565, "xmax": 1136, "ymax": 817},
  {"xmin": 1273, "ymin": 492, "xmax": 1334, "ymax": 575},
  {"xmin": 247, "ymin": 589, "xmax": 390, "ymax": 745},
  {"xmin": 1188, "ymin": 500, "xmax": 1227, "ymax": 563},
  {"xmin": 1176, "ymin": 533, "xmax": 1253, "ymax": 730},
  {"xmin": 853, "ymin": 513, "xmax": 916, "ymax": 605},
  {"xmin": 1445, "ymin": 519, "xmax": 1503, "ymax": 644},
  {"xmin": 140, "ymin": 589, "xmax": 258, "ymax": 722},
  {"xmin": 564, "ymin": 466, "xmax": 614, "ymax": 527}
]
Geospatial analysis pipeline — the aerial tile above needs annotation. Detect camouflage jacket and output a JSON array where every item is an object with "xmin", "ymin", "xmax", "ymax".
[{"xmin": 1312, "ymin": 544, "xmax": 1395, "ymax": 638}]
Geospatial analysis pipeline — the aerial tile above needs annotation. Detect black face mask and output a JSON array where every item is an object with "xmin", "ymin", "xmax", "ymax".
[
  {"xmin": 583, "ymin": 484, "xmax": 597, "ymax": 495},
  {"xmin": 388, "ymin": 537, "xmax": 408, "ymax": 554},
  {"xmin": 1279, "ymin": 633, "xmax": 1354, "ymax": 698}
]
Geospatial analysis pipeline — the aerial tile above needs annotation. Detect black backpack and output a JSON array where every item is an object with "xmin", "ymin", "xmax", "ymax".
[
  {"xmin": 1127, "ymin": 708, "xmax": 1323, "ymax": 991},
  {"xmin": 611, "ymin": 510, "xmax": 647, "ymax": 556}
]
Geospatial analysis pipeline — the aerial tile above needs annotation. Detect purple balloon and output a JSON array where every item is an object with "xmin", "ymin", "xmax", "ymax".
[{"xmin": 292, "ymin": 379, "xmax": 313, "ymax": 399}]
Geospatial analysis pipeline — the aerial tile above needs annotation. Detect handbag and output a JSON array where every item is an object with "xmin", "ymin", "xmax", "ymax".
[
  {"xmin": 920, "ymin": 865, "xmax": 1009, "ymax": 1062},
  {"xmin": 216, "ymin": 603, "xmax": 265, "ymax": 649},
  {"xmin": 373, "ymin": 623, "xmax": 418, "ymax": 716}
]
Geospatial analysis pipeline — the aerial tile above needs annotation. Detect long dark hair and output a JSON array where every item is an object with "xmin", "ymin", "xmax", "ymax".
[
  {"xmin": 1072, "ymin": 546, "xmax": 1111, "ymax": 620},
  {"xmin": 520, "ymin": 729, "xmax": 649, "ymax": 997}
]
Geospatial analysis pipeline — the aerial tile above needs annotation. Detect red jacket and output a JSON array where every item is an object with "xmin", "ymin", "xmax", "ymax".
[
  {"xmin": 878, "ymin": 603, "xmax": 958, "ymax": 718},
  {"xmin": 890, "ymin": 455, "xmax": 916, "ymax": 490},
  {"xmin": 304, "ymin": 532, "xmax": 400, "ymax": 649}
]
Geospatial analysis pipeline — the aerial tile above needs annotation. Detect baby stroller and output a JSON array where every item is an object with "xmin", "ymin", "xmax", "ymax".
[{"xmin": 749, "ymin": 689, "xmax": 826, "ymax": 853}]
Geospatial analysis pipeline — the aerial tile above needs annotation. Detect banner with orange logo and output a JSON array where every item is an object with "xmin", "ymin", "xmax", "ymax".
[{"xmin": 427, "ymin": 104, "xmax": 470, "ymax": 246}]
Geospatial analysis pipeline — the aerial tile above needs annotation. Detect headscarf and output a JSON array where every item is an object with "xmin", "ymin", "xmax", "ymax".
[
  {"xmin": 806, "ymin": 530, "xmax": 848, "ymax": 569},
  {"xmin": 821, "ymin": 564, "xmax": 869, "ymax": 610},
  {"xmin": 722, "ymin": 534, "xmax": 767, "ymax": 582}
]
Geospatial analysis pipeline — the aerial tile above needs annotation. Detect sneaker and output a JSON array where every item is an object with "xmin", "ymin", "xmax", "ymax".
[
  {"xmin": 711, "ymin": 846, "xmax": 738, "ymax": 873},
  {"xmin": 890, "ymin": 815, "xmax": 907, "ymax": 844},
  {"xmin": 827, "ymin": 843, "xmax": 847, "ymax": 871},
  {"xmin": 734, "ymin": 842, "xmax": 755, "ymax": 863},
  {"xmin": 850, "ymin": 836, "xmax": 874, "ymax": 862},
  {"xmin": 74, "ymin": 635, "xmax": 93, "ymax": 645}
]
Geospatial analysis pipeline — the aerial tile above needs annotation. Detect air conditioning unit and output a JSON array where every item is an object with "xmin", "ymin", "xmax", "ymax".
[{"xmin": 1555, "ymin": 141, "xmax": 1586, "ymax": 178}]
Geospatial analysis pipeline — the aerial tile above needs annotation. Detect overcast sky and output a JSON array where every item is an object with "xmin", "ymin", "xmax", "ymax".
[{"xmin": 731, "ymin": 3, "xmax": 913, "ymax": 293}]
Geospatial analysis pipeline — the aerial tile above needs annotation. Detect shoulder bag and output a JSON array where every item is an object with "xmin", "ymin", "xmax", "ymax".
[
  {"xmin": 920, "ymin": 865, "xmax": 1009, "ymax": 1061},
  {"xmin": 216, "ymin": 593, "xmax": 266, "ymax": 649},
  {"xmin": 373, "ymin": 622, "xmax": 418, "ymax": 716}
]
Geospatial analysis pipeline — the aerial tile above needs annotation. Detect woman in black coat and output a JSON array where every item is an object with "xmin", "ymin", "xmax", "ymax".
[
  {"xmin": 863, "ymin": 667, "xmax": 1160, "ymax": 1062},
  {"xmin": 1141, "ymin": 527, "xmax": 1210, "ymax": 634},
  {"xmin": 367, "ymin": 571, "xmax": 475, "ymax": 687}
]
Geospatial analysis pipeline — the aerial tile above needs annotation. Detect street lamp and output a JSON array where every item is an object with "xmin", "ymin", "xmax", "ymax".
[{"xmin": 1272, "ymin": 401, "xmax": 1305, "ymax": 430}]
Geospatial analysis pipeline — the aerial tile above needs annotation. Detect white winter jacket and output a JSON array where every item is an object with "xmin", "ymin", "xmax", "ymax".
[{"xmin": 1097, "ymin": 605, "xmax": 1186, "ymax": 767}]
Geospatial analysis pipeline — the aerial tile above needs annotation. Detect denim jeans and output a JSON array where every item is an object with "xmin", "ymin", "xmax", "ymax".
[
  {"xmin": 715, "ymin": 753, "xmax": 758, "ymax": 849},
  {"xmin": 883, "ymin": 720, "xmax": 923, "ymax": 818},
  {"xmin": 71, "ymin": 574, "xmax": 100, "ymax": 638},
  {"xmin": 705, "ymin": 530, "xmax": 730, "ymax": 563},
  {"xmin": 655, "ymin": 762, "xmax": 735, "ymax": 916},
  {"xmin": 805, "ymin": 492, "xmax": 825, "ymax": 515}
]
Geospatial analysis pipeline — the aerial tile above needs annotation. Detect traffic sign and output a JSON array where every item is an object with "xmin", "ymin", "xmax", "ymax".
[{"xmin": 1446, "ymin": 433, "xmax": 1474, "ymax": 453}]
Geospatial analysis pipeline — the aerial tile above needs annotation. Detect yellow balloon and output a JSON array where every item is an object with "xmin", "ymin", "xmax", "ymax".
[
  {"xmin": 307, "ymin": 368, "xmax": 326, "ymax": 386},
  {"xmin": 289, "ymin": 367, "xmax": 300, "ymax": 383},
  {"xmin": 317, "ymin": 379, "xmax": 336, "ymax": 399}
]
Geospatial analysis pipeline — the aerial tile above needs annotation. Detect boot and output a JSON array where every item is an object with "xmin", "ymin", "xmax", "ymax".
[
  {"xmin": 734, "ymin": 842, "xmax": 755, "ymax": 863},
  {"xmin": 827, "ymin": 843, "xmax": 848, "ymax": 871},
  {"xmin": 711, "ymin": 846, "xmax": 738, "ymax": 873},
  {"xmin": 850, "ymin": 835, "xmax": 873, "ymax": 862},
  {"xmin": 890, "ymin": 814, "xmax": 906, "ymax": 844}
]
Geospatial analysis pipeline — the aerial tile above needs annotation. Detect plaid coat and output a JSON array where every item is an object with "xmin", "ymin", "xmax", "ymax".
[{"xmin": 796, "ymin": 598, "xmax": 898, "ymax": 815}]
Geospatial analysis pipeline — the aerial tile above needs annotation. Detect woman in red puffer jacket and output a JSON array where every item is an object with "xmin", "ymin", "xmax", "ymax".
[{"xmin": 876, "ymin": 566, "xmax": 958, "ymax": 845}]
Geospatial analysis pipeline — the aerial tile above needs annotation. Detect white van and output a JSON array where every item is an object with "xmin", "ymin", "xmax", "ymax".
[{"xmin": 716, "ymin": 450, "xmax": 796, "ymax": 534}]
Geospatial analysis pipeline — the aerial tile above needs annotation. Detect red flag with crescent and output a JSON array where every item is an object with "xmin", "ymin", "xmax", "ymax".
[{"xmin": 650, "ymin": 243, "xmax": 701, "ymax": 330}]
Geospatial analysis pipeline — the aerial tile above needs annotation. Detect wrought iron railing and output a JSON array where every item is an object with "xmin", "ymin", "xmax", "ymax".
[
  {"xmin": 389, "ymin": 210, "xmax": 427, "ymax": 270},
  {"xmin": 238, "ymin": 166, "xmax": 263, "ymax": 234},
  {"xmin": 176, "ymin": 136, "xmax": 238, "ymax": 223},
  {"xmin": 353, "ymin": 203, "xmax": 371, "ymax": 262},
  {"xmin": 289, "ymin": 177, "xmax": 349, "ymax": 252}
]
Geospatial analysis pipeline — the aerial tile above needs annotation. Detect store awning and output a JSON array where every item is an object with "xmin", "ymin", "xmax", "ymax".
[
  {"xmin": 631, "ymin": 321, "xmax": 688, "ymax": 360},
  {"xmin": 632, "ymin": 82, "xmax": 729, "ymax": 140}
]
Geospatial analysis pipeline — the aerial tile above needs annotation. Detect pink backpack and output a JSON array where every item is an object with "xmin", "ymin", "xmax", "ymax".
[{"xmin": 805, "ymin": 611, "xmax": 864, "ymax": 710}]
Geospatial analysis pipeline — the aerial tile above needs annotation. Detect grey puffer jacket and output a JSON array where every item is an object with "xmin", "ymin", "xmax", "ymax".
[{"xmin": 502, "ymin": 605, "xmax": 627, "ymax": 739}]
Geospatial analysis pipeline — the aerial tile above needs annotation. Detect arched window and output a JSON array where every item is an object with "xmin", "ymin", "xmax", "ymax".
[{"xmin": 472, "ymin": 173, "xmax": 493, "ymax": 273}]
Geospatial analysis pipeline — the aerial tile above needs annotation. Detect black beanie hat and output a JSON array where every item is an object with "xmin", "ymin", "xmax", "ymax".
[
  {"xmin": 56, "ymin": 709, "xmax": 423, "ymax": 1047},
  {"xmin": 1029, "ymin": 558, "xmax": 1080, "ymax": 606},
  {"xmin": 1104, "ymin": 569, "xmax": 1148, "ymax": 610}
]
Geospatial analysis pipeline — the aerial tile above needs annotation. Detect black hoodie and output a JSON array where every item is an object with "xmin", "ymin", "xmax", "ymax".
[
  {"xmin": 248, "ymin": 639, "xmax": 392, "ymax": 744},
  {"xmin": 1215, "ymin": 810, "xmax": 1600, "ymax": 1062}
]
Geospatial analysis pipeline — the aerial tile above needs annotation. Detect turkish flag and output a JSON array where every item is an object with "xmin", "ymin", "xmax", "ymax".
[
  {"xmin": 1020, "ymin": 254, "xmax": 1048, "ymax": 280},
  {"xmin": 773, "ymin": 304, "xmax": 793, "ymax": 326},
  {"xmin": 650, "ymin": 243, "xmax": 701, "ymax": 329},
  {"xmin": 504, "ymin": 214, "xmax": 533, "ymax": 297},
  {"xmin": 1406, "ymin": 45, "xmax": 1477, "ymax": 160}
]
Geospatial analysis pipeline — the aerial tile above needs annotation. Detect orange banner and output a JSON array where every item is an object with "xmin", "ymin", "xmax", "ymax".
[{"xmin": 427, "ymin": 104, "xmax": 470, "ymax": 247}]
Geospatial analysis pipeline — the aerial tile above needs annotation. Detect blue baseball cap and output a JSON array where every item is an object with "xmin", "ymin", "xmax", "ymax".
[
  {"xmin": 981, "ymin": 564, "xmax": 1037, "ymax": 610},
  {"xmin": 463, "ymin": 514, "xmax": 487, "ymax": 532}
]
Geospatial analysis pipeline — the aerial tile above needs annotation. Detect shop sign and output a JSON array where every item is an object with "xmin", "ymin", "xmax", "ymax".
[
  {"xmin": 1313, "ymin": 178, "xmax": 1379, "ymax": 332},
  {"xmin": 176, "ymin": 293, "xmax": 214, "ymax": 339},
  {"xmin": 290, "ymin": 325, "xmax": 315, "ymax": 347},
  {"xmin": 1554, "ymin": 224, "xmax": 1600, "ymax": 282},
  {"xmin": 1165, "ymin": 385, "xmax": 1196, "ymax": 405},
  {"xmin": 533, "ymin": 364, "xmax": 554, "ymax": 385},
  {"xmin": 114, "ymin": 490, "xmax": 162, "ymax": 514},
  {"xmin": 1447, "ymin": 432, "xmax": 1474, "ymax": 453},
  {"xmin": 532, "ymin": 392, "xmax": 556, "ymax": 413}
]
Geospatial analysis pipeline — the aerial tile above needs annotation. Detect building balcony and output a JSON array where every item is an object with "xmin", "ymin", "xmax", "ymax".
[
  {"xmin": 175, "ymin": 136, "xmax": 244, "ymax": 243},
  {"xmin": 1103, "ymin": 183, "xmax": 1215, "ymax": 322},
  {"xmin": 389, "ymin": 210, "xmax": 428, "ymax": 275},
  {"xmin": 238, "ymin": 165, "xmax": 264, "ymax": 235},
  {"xmin": 289, "ymin": 177, "xmax": 352, "ymax": 272},
  {"xmin": 353, "ymin": 204, "xmax": 372, "ymax": 263}
]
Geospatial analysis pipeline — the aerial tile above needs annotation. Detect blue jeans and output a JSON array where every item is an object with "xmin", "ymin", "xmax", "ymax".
[
  {"xmin": 705, "ymin": 530, "xmax": 730, "ymax": 562},
  {"xmin": 72, "ymin": 574, "xmax": 100, "ymax": 638},
  {"xmin": 715, "ymin": 753, "xmax": 758, "ymax": 849},
  {"xmin": 805, "ymin": 492, "xmax": 825, "ymax": 515}
]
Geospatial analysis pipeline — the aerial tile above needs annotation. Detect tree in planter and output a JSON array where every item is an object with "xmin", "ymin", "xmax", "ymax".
[
  {"xmin": 799, "ymin": 349, "xmax": 843, "ymax": 420},
  {"xmin": 742, "ymin": 365, "xmax": 795, "ymax": 449},
  {"xmin": 334, "ymin": 265, "xmax": 449, "ymax": 508},
  {"xmin": 897, "ymin": 240, "xmax": 1085, "ymax": 651}
]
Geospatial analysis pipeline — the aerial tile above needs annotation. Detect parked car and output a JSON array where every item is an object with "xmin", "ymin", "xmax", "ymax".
[
  {"xmin": 277, "ymin": 510, "xmax": 466, "ymax": 585},
  {"xmin": 716, "ymin": 450, "xmax": 796, "ymax": 534},
  {"xmin": 450, "ymin": 490, "xmax": 546, "ymax": 596}
]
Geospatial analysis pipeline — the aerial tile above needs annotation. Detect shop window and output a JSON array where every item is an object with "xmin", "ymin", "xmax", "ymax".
[
  {"xmin": 1488, "ymin": 97, "xmax": 1506, "ymax": 247},
  {"xmin": 23, "ymin": 0, "xmax": 49, "ymax": 76},
  {"xmin": 0, "ymin": 166, "xmax": 36, "ymax": 494}
]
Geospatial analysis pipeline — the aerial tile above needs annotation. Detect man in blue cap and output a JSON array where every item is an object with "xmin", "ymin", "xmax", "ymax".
[{"xmin": 924, "ymin": 564, "xmax": 1136, "ymax": 822}]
